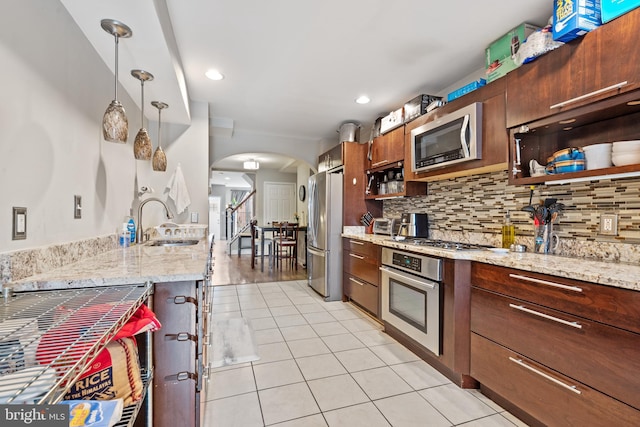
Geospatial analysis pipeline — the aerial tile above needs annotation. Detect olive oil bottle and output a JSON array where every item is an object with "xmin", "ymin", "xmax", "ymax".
[{"xmin": 502, "ymin": 211, "xmax": 515, "ymax": 248}]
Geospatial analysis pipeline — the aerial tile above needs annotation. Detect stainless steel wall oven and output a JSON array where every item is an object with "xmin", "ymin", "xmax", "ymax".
[{"xmin": 380, "ymin": 247, "xmax": 443, "ymax": 356}]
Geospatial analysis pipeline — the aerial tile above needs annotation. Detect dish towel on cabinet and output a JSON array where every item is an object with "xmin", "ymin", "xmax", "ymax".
[{"xmin": 166, "ymin": 163, "xmax": 191, "ymax": 214}]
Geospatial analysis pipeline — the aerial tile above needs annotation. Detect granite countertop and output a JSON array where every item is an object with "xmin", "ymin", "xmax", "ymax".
[
  {"xmin": 342, "ymin": 232, "xmax": 640, "ymax": 292},
  {"xmin": 7, "ymin": 239, "xmax": 211, "ymax": 292}
]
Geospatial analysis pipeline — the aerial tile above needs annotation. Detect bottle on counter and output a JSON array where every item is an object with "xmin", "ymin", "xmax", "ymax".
[
  {"xmin": 126, "ymin": 209, "xmax": 136, "ymax": 244},
  {"xmin": 119, "ymin": 223, "xmax": 131, "ymax": 248},
  {"xmin": 501, "ymin": 210, "xmax": 516, "ymax": 248}
]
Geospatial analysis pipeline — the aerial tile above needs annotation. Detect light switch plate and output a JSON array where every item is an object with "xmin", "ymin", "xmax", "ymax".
[
  {"xmin": 190, "ymin": 212, "xmax": 199, "ymax": 223},
  {"xmin": 600, "ymin": 213, "xmax": 618, "ymax": 236},
  {"xmin": 12, "ymin": 207, "xmax": 27, "ymax": 240},
  {"xmin": 74, "ymin": 195, "xmax": 82, "ymax": 219}
]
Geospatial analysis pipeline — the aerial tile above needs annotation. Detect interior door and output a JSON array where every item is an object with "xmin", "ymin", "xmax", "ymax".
[
  {"xmin": 208, "ymin": 196, "xmax": 221, "ymax": 241},
  {"xmin": 264, "ymin": 182, "xmax": 296, "ymax": 224}
]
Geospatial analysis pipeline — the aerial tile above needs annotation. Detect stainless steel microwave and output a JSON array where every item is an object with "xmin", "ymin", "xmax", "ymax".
[{"xmin": 410, "ymin": 102, "xmax": 482, "ymax": 173}]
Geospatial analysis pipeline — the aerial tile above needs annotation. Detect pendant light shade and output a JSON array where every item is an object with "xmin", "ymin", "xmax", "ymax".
[
  {"xmin": 131, "ymin": 69, "xmax": 154, "ymax": 160},
  {"xmin": 101, "ymin": 19, "xmax": 132, "ymax": 143},
  {"xmin": 152, "ymin": 101, "xmax": 168, "ymax": 172}
]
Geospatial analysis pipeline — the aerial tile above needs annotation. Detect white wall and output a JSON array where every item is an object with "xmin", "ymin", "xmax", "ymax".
[
  {"xmin": 0, "ymin": 1, "xmax": 208, "ymax": 252},
  {"xmin": 296, "ymin": 164, "xmax": 311, "ymax": 226}
]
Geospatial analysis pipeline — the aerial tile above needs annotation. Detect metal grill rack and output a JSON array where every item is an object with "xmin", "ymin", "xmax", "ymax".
[
  {"xmin": 0, "ymin": 283, "xmax": 152, "ymax": 406},
  {"xmin": 114, "ymin": 368, "xmax": 152, "ymax": 427}
]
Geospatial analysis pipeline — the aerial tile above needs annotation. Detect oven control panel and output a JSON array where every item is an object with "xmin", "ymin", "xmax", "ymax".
[
  {"xmin": 392, "ymin": 253, "xmax": 421, "ymax": 273},
  {"xmin": 381, "ymin": 247, "xmax": 442, "ymax": 282}
]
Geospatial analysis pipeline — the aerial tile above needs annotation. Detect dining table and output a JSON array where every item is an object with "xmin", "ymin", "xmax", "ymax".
[{"xmin": 256, "ymin": 224, "xmax": 307, "ymax": 272}]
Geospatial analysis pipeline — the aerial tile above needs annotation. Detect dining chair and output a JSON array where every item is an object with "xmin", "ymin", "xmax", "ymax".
[
  {"xmin": 274, "ymin": 222, "xmax": 298, "ymax": 269},
  {"xmin": 250, "ymin": 220, "xmax": 272, "ymax": 269}
]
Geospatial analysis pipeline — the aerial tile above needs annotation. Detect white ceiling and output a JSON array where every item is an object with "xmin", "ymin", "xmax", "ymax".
[{"xmin": 61, "ymin": 0, "xmax": 552, "ymax": 170}]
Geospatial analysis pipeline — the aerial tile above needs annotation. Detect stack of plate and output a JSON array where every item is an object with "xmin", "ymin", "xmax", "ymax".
[
  {"xmin": 583, "ymin": 143, "xmax": 612, "ymax": 169},
  {"xmin": 546, "ymin": 147, "xmax": 585, "ymax": 174},
  {"xmin": 612, "ymin": 140, "xmax": 640, "ymax": 166}
]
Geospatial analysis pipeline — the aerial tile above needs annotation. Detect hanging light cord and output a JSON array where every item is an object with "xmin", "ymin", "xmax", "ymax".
[
  {"xmin": 140, "ymin": 79, "xmax": 144, "ymax": 126},
  {"xmin": 157, "ymin": 107, "xmax": 162, "ymax": 148},
  {"xmin": 114, "ymin": 34, "xmax": 119, "ymax": 101}
]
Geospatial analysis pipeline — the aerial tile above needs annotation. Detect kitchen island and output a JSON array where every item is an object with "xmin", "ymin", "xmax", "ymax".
[{"xmin": 4, "ymin": 237, "xmax": 214, "ymax": 427}]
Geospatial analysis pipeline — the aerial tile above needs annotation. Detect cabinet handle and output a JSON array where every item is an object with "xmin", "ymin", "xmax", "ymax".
[
  {"xmin": 349, "ymin": 277, "xmax": 365, "ymax": 286},
  {"xmin": 170, "ymin": 295, "xmax": 198, "ymax": 305},
  {"xmin": 164, "ymin": 332, "xmax": 198, "ymax": 342},
  {"xmin": 164, "ymin": 371, "xmax": 198, "ymax": 382},
  {"xmin": 372, "ymin": 160, "xmax": 388, "ymax": 167},
  {"xmin": 549, "ymin": 81, "xmax": 628, "ymax": 109},
  {"xmin": 349, "ymin": 253, "xmax": 365, "ymax": 260},
  {"xmin": 509, "ymin": 357, "xmax": 581, "ymax": 395},
  {"xmin": 509, "ymin": 304, "xmax": 582, "ymax": 329},
  {"xmin": 349, "ymin": 240, "xmax": 365, "ymax": 245},
  {"xmin": 509, "ymin": 273, "xmax": 583, "ymax": 292},
  {"xmin": 512, "ymin": 138, "xmax": 522, "ymax": 175}
]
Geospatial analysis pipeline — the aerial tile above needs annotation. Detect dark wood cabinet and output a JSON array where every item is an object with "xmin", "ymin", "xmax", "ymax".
[
  {"xmin": 404, "ymin": 78, "xmax": 508, "ymax": 182},
  {"xmin": 342, "ymin": 238, "xmax": 381, "ymax": 317},
  {"xmin": 153, "ymin": 280, "xmax": 203, "ymax": 427},
  {"xmin": 470, "ymin": 262, "xmax": 640, "ymax": 424},
  {"xmin": 506, "ymin": 8, "xmax": 640, "ymax": 129},
  {"xmin": 506, "ymin": 8, "xmax": 640, "ymax": 185},
  {"xmin": 342, "ymin": 142, "xmax": 381, "ymax": 226},
  {"xmin": 471, "ymin": 334, "xmax": 640, "ymax": 427},
  {"xmin": 370, "ymin": 126, "xmax": 404, "ymax": 169}
]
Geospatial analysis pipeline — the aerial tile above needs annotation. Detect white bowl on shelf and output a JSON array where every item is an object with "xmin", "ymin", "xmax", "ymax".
[
  {"xmin": 612, "ymin": 152, "xmax": 640, "ymax": 166},
  {"xmin": 612, "ymin": 140, "xmax": 640, "ymax": 152},
  {"xmin": 583, "ymin": 143, "xmax": 612, "ymax": 170}
]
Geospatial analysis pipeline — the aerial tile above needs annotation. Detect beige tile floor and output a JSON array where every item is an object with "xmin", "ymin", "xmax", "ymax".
[{"xmin": 203, "ymin": 280, "xmax": 529, "ymax": 427}]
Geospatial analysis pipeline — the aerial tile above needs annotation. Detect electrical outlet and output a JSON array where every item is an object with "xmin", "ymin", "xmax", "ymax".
[
  {"xmin": 600, "ymin": 213, "xmax": 618, "ymax": 236},
  {"xmin": 74, "ymin": 195, "xmax": 82, "ymax": 219}
]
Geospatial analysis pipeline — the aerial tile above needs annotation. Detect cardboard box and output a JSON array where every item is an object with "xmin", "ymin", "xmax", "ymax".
[
  {"xmin": 553, "ymin": 0, "xmax": 601, "ymax": 43},
  {"xmin": 601, "ymin": 0, "xmax": 640, "ymax": 22},
  {"xmin": 485, "ymin": 23, "xmax": 539, "ymax": 83},
  {"xmin": 380, "ymin": 107, "xmax": 404, "ymax": 134},
  {"xmin": 403, "ymin": 94, "xmax": 442, "ymax": 123},
  {"xmin": 447, "ymin": 79, "xmax": 486, "ymax": 102}
]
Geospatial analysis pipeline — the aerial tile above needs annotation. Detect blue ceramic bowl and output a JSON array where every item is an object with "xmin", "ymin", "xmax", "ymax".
[
  {"xmin": 548, "ymin": 147, "xmax": 585, "ymax": 164},
  {"xmin": 554, "ymin": 160, "xmax": 585, "ymax": 173}
]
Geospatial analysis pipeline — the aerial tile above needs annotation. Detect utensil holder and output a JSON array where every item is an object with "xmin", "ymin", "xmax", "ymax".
[{"xmin": 534, "ymin": 223, "xmax": 559, "ymax": 254}]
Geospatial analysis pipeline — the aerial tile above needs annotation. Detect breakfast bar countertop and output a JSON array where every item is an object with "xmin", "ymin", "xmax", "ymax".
[
  {"xmin": 7, "ymin": 239, "xmax": 211, "ymax": 293},
  {"xmin": 342, "ymin": 232, "xmax": 640, "ymax": 292}
]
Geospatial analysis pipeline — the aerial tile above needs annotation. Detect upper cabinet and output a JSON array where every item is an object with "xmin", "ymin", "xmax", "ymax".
[
  {"xmin": 507, "ymin": 8, "xmax": 640, "ymax": 185},
  {"xmin": 370, "ymin": 126, "xmax": 404, "ymax": 169},
  {"xmin": 506, "ymin": 11, "xmax": 640, "ymax": 128},
  {"xmin": 318, "ymin": 143, "xmax": 343, "ymax": 172},
  {"xmin": 404, "ymin": 78, "xmax": 509, "ymax": 181}
]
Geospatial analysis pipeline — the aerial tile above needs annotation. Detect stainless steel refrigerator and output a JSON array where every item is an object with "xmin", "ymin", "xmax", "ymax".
[{"xmin": 307, "ymin": 171, "xmax": 343, "ymax": 301}]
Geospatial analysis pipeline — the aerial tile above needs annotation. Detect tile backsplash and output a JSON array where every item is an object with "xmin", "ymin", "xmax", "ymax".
[{"xmin": 384, "ymin": 170, "xmax": 640, "ymax": 263}]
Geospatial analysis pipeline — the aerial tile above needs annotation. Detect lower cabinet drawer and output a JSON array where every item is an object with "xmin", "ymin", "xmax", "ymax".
[
  {"xmin": 344, "ymin": 272, "xmax": 379, "ymax": 316},
  {"xmin": 343, "ymin": 251, "xmax": 379, "ymax": 286},
  {"xmin": 471, "ymin": 287, "xmax": 640, "ymax": 410},
  {"xmin": 470, "ymin": 334, "xmax": 640, "ymax": 426}
]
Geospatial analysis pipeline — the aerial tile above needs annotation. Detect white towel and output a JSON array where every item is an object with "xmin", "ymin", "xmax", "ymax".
[{"xmin": 166, "ymin": 163, "xmax": 191, "ymax": 214}]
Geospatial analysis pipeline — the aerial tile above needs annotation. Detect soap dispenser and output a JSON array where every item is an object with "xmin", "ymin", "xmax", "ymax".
[
  {"xmin": 502, "ymin": 210, "xmax": 515, "ymax": 248},
  {"xmin": 126, "ymin": 209, "xmax": 136, "ymax": 244}
]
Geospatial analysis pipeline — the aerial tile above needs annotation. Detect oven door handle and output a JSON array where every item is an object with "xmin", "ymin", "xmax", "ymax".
[{"xmin": 379, "ymin": 266, "xmax": 436, "ymax": 290}]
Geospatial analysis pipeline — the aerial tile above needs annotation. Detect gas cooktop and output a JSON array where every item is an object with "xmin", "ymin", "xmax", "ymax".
[{"xmin": 403, "ymin": 239, "xmax": 490, "ymax": 251}]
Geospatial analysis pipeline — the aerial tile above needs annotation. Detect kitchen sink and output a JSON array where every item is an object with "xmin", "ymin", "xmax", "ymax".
[{"xmin": 146, "ymin": 239, "xmax": 200, "ymax": 247}]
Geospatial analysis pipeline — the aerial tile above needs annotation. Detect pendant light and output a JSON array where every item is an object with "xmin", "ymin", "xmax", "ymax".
[
  {"xmin": 151, "ymin": 101, "xmax": 168, "ymax": 171},
  {"xmin": 131, "ymin": 69, "xmax": 154, "ymax": 159},
  {"xmin": 101, "ymin": 19, "xmax": 132, "ymax": 143}
]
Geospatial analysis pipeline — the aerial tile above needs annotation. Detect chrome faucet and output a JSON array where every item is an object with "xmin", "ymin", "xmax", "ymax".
[{"xmin": 136, "ymin": 197, "xmax": 174, "ymax": 243}]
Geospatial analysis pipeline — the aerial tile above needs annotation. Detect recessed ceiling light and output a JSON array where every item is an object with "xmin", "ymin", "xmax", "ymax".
[
  {"xmin": 224, "ymin": 176, "xmax": 230, "ymax": 180},
  {"xmin": 355, "ymin": 95, "xmax": 370, "ymax": 104},
  {"xmin": 627, "ymin": 100, "xmax": 640, "ymax": 106},
  {"xmin": 205, "ymin": 69, "xmax": 224, "ymax": 81},
  {"xmin": 558, "ymin": 118, "xmax": 576, "ymax": 124}
]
